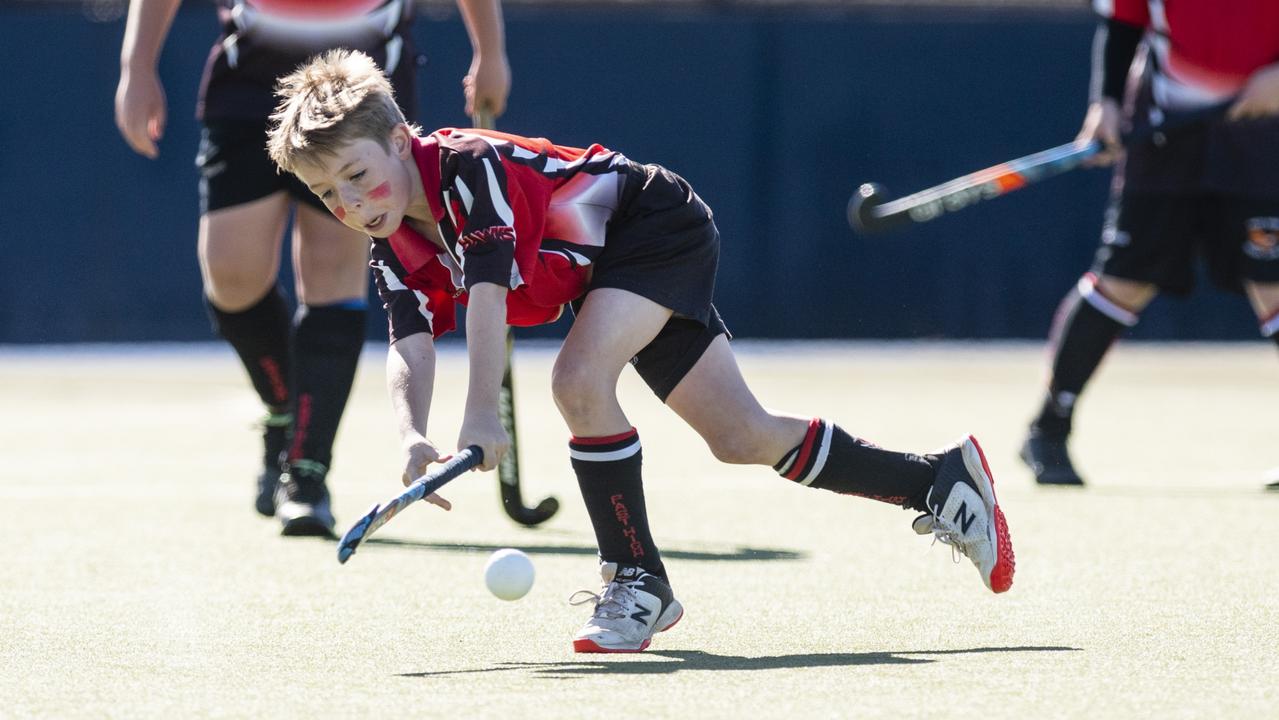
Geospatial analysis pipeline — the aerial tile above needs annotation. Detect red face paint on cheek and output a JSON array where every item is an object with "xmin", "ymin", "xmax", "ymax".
[
  {"xmin": 333, "ymin": 206, "xmax": 346, "ymax": 221},
  {"xmin": 366, "ymin": 181, "xmax": 392, "ymax": 201}
]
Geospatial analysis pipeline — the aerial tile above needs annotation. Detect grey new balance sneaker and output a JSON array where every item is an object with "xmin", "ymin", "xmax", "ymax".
[
  {"xmin": 570, "ymin": 563, "xmax": 683, "ymax": 653},
  {"xmin": 274, "ymin": 459, "xmax": 336, "ymax": 538},
  {"xmin": 914, "ymin": 435, "xmax": 1016, "ymax": 594}
]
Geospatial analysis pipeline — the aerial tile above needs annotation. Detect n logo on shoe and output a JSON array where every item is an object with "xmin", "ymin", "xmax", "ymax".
[
  {"xmin": 953, "ymin": 502, "xmax": 977, "ymax": 534},
  {"xmin": 630, "ymin": 603, "xmax": 653, "ymax": 624}
]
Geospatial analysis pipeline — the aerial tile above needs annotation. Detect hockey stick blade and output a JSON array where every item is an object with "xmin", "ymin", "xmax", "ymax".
[{"xmin": 336, "ymin": 446, "xmax": 484, "ymax": 564}]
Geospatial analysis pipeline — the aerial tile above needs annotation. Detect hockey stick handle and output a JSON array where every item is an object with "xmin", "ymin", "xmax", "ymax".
[
  {"xmin": 336, "ymin": 446, "xmax": 483, "ymax": 563},
  {"xmin": 850, "ymin": 99, "xmax": 1233, "ymax": 234}
]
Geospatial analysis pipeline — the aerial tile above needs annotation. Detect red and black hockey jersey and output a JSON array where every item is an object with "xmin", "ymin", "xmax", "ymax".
[
  {"xmin": 371, "ymin": 129, "xmax": 636, "ymax": 341},
  {"xmin": 1096, "ymin": 0, "xmax": 1279, "ymax": 109},
  {"xmin": 200, "ymin": 0, "xmax": 415, "ymax": 121}
]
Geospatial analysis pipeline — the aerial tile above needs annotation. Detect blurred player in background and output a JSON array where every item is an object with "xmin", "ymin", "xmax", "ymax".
[
  {"xmin": 1020, "ymin": 0, "xmax": 1279, "ymax": 489},
  {"xmin": 114, "ymin": 0, "xmax": 511, "ymax": 535}
]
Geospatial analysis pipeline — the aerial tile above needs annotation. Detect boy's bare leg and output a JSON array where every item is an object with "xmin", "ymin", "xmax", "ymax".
[
  {"xmin": 270, "ymin": 203, "xmax": 371, "ymax": 537},
  {"xmin": 666, "ymin": 335, "xmax": 934, "ymax": 509},
  {"xmin": 557, "ymin": 288, "xmax": 685, "ymax": 652}
]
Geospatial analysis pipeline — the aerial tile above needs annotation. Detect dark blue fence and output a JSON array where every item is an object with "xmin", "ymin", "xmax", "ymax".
[{"xmin": 0, "ymin": 2, "xmax": 1260, "ymax": 342}]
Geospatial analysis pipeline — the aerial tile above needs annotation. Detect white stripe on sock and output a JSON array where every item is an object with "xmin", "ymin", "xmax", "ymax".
[
  {"xmin": 1077, "ymin": 275, "xmax": 1139, "ymax": 327},
  {"xmin": 569, "ymin": 439, "xmax": 641, "ymax": 463},
  {"xmin": 797, "ymin": 422, "xmax": 834, "ymax": 487}
]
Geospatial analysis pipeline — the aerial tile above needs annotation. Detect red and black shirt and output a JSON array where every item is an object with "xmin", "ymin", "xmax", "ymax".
[{"xmin": 371, "ymin": 129, "xmax": 636, "ymax": 341}]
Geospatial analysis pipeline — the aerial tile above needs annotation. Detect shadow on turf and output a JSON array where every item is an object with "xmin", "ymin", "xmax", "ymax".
[
  {"xmin": 365, "ymin": 538, "xmax": 805, "ymax": 562},
  {"xmin": 400, "ymin": 646, "xmax": 1081, "ymax": 679}
]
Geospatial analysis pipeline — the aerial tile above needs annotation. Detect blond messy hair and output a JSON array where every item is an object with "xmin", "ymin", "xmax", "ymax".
[{"xmin": 267, "ymin": 49, "xmax": 414, "ymax": 175}]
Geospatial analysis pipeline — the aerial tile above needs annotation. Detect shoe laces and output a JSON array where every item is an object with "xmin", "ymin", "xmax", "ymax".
[
  {"xmin": 922, "ymin": 489, "xmax": 969, "ymax": 565},
  {"xmin": 569, "ymin": 579, "xmax": 637, "ymax": 621}
]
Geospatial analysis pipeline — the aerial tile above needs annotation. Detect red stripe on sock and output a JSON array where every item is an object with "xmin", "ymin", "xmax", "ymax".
[
  {"xmin": 571, "ymin": 428, "xmax": 638, "ymax": 445},
  {"xmin": 784, "ymin": 418, "xmax": 823, "ymax": 481}
]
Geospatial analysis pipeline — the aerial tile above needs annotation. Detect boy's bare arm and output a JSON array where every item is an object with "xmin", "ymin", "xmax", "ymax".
[
  {"xmin": 460, "ymin": 282, "xmax": 511, "ymax": 472},
  {"xmin": 387, "ymin": 333, "xmax": 452, "ymax": 508},
  {"xmin": 115, "ymin": 0, "xmax": 183, "ymax": 158},
  {"xmin": 455, "ymin": 0, "xmax": 511, "ymax": 117}
]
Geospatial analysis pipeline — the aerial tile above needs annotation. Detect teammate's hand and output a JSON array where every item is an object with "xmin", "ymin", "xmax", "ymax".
[
  {"xmin": 1076, "ymin": 98, "xmax": 1123, "ymax": 167},
  {"xmin": 402, "ymin": 440, "xmax": 452, "ymax": 510},
  {"xmin": 458, "ymin": 410, "xmax": 509, "ymax": 473},
  {"xmin": 1229, "ymin": 63, "xmax": 1279, "ymax": 121},
  {"xmin": 463, "ymin": 52, "xmax": 511, "ymax": 119},
  {"xmin": 114, "ymin": 66, "xmax": 167, "ymax": 159}
]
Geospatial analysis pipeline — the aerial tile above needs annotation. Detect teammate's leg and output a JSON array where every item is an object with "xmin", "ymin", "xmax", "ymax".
[
  {"xmin": 1243, "ymin": 274, "xmax": 1279, "ymax": 491},
  {"xmin": 199, "ymin": 193, "xmax": 292, "ymax": 516},
  {"xmin": 273, "ymin": 202, "xmax": 371, "ymax": 537},
  {"xmin": 554, "ymin": 288, "xmax": 683, "ymax": 653}
]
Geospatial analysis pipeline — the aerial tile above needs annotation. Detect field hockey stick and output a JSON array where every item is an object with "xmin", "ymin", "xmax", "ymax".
[
  {"xmin": 336, "ymin": 446, "xmax": 483, "ymax": 564},
  {"xmin": 471, "ymin": 109, "xmax": 561, "ymax": 528},
  {"xmin": 848, "ymin": 99, "xmax": 1233, "ymax": 234}
]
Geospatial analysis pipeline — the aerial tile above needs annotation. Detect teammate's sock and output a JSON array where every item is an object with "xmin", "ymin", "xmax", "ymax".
[
  {"xmin": 570, "ymin": 429, "xmax": 667, "ymax": 580},
  {"xmin": 288, "ymin": 302, "xmax": 366, "ymax": 469},
  {"xmin": 1032, "ymin": 275, "xmax": 1135, "ymax": 437},
  {"xmin": 773, "ymin": 419, "xmax": 935, "ymax": 512},
  {"xmin": 206, "ymin": 286, "xmax": 292, "ymax": 412}
]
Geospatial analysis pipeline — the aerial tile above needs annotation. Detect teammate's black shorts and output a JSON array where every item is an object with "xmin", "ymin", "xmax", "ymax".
[
  {"xmin": 196, "ymin": 118, "xmax": 325, "ymax": 216},
  {"xmin": 1091, "ymin": 84, "xmax": 1279, "ymax": 295},
  {"xmin": 589, "ymin": 162, "xmax": 730, "ymax": 401},
  {"xmin": 1093, "ymin": 194, "xmax": 1279, "ymax": 295}
]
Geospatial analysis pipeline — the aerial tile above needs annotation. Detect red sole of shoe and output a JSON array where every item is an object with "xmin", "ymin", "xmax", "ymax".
[
  {"xmin": 967, "ymin": 435, "xmax": 1016, "ymax": 594},
  {"xmin": 573, "ymin": 638, "xmax": 652, "ymax": 653}
]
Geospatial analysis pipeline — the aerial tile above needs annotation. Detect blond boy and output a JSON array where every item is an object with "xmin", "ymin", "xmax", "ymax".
[{"xmin": 269, "ymin": 50, "xmax": 1015, "ymax": 653}]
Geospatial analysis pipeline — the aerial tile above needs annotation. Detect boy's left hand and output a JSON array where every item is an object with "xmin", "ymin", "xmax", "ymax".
[{"xmin": 458, "ymin": 412, "xmax": 510, "ymax": 473}]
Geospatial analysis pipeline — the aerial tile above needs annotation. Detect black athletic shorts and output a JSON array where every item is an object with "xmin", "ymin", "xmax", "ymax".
[
  {"xmin": 1091, "ymin": 83, "xmax": 1279, "ymax": 295},
  {"xmin": 1093, "ymin": 194, "xmax": 1279, "ymax": 295},
  {"xmin": 588, "ymin": 162, "xmax": 729, "ymax": 401},
  {"xmin": 196, "ymin": 119, "xmax": 325, "ymax": 216}
]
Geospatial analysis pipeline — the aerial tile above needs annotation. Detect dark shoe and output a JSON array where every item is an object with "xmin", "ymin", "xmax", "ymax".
[
  {"xmin": 255, "ymin": 413, "xmax": 291, "ymax": 517},
  {"xmin": 1265, "ymin": 468, "xmax": 1279, "ymax": 492},
  {"xmin": 275, "ymin": 459, "xmax": 336, "ymax": 538},
  {"xmin": 912, "ymin": 435, "xmax": 1015, "ymax": 594},
  {"xmin": 1019, "ymin": 432, "xmax": 1084, "ymax": 486}
]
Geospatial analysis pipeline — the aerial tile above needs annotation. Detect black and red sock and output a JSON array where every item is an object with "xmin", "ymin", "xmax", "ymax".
[
  {"xmin": 774, "ymin": 419, "xmax": 935, "ymax": 512},
  {"xmin": 287, "ymin": 302, "xmax": 366, "ymax": 469},
  {"xmin": 206, "ymin": 286, "xmax": 291, "ymax": 413},
  {"xmin": 1032, "ymin": 274, "xmax": 1135, "ymax": 437},
  {"xmin": 570, "ymin": 428, "xmax": 666, "ymax": 580}
]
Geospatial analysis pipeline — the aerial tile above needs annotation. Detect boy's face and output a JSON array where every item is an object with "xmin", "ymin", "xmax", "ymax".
[{"xmin": 293, "ymin": 126, "xmax": 414, "ymax": 238}]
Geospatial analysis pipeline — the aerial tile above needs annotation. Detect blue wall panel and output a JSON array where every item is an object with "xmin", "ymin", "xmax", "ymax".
[{"xmin": 0, "ymin": 3, "xmax": 1259, "ymax": 342}]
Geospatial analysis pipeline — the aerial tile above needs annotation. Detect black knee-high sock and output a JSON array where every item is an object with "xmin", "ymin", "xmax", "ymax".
[
  {"xmin": 570, "ymin": 428, "xmax": 666, "ymax": 580},
  {"xmin": 773, "ymin": 419, "xmax": 935, "ymax": 512},
  {"xmin": 1032, "ymin": 277, "xmax": 1135, "ymax": 437},
  {"xmin": 287, "ymin": 303, "xmax": 366, "ymax": 469},
  {"xmin": 206, "ymin": 286, "xmax": 292, "ymax": 413}
]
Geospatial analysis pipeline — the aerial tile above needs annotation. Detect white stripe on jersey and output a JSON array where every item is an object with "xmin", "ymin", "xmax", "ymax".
[
  {"xmin": 1092, "ymin": 0, "xmax": 1113, "ymax": 15},
  {"xmin": 412, "ymin": 289, "xmax": 433, "ymax": 323},
  {"xmin": 453, "ymin": 175, "xmax": 474, "ymax": 213},
  {"xmin": 372, "ymin": 259, "xmax": 407, "ymax": 291},
  {"xmin": 481, "ymin": 158, "xmax": 515, "ymax": 226}
]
